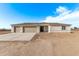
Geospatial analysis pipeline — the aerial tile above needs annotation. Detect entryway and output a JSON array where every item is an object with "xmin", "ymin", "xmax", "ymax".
[{"xmin": 40, "ymin": 26, "xmax": 48, "ymax": 32}]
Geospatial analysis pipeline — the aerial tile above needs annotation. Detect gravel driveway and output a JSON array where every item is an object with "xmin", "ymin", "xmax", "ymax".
[{"xmin": 0, "ymin": 33, "xmax": 36, "ymax": 41}]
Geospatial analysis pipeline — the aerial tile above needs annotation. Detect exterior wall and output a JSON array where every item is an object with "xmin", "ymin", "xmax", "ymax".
[
  {"xmin": 50, "ymin": 26, "xmax": 71, "ymax": 32},
  {"xmin": 11, "ymin": 25, "xmax": 71, "ymax": 33},
  {"xmin": 20, "ymin": 26, "xmax": 23, "ymax": 32},
  {"xmin": 37, "ymin": 26, "xmax": 40, "ymax": 33},
  {"xmin": 48, "ymin": 26, "xmax": 50, "ymax": 32},
  {"xmin": 11, "ymin": 26, "xmax": 15, "ymax": 33}
]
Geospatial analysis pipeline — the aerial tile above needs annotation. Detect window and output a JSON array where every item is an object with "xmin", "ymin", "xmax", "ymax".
[{"xmin": 62, "ymin": 26, "xmax": 66, "ymax": 30}]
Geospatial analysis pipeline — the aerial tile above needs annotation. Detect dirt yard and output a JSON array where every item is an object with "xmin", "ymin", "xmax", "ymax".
[
  {"xmin": 0, "ymin": 30, "xmax": 11, "ymax": 35},
  {"xmin": 0, "ymin": 32, "xmax": 79, "ymax": 56}
]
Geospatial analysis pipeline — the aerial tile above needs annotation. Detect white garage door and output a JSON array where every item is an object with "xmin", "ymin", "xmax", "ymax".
[
  {"xmin": 24, "ymin": 26, "xmax": 37, "ymax": 33},
  {"xmin": 15, "ymin": 27, "xmax": 21, "ymax": 33}
]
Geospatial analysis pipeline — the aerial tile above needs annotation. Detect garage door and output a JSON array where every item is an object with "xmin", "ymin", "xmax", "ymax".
[
  {"xmin": 15, "ymin": 27, "xmax": 21, "ymax": 33},
  {"xmin": 24, "ymin": 26, "xmax": 37, "ymax": 33}
]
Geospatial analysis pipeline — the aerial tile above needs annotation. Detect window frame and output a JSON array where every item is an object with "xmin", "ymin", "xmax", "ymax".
[{"xmin": 62, "ymin": 26, "xmax": 66, "ymax": 30}]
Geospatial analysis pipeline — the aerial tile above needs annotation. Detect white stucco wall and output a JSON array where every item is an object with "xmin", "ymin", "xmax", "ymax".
[
  {"xmin": 37, "ymin": 26, "xmax": 40, "ymax": 33},
  {"xmin": 20, "ymin": 27, "xmax": 23, "ymax": 33},
  {"xmin": 50, "ymin": 26, "xmax": 71, "ymax": 32},
  {"xmin": 11, "ymin": 26, "xmax": 14, "ymax": 33},
  {"xmin": 12, "ymin": 25, "xmax": 71, "ymax": 33},
  {"xmin": 48, "ymin": 26, "xmax": 50, "ymax": 32}
]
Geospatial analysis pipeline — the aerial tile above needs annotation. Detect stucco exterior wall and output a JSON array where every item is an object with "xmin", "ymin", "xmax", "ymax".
[
  {"xmin": 11, "ymin": 26, "xmax": 14, "ymax": 33},
  {"xmin": 11, "ymin": 25, "xmax": 71, "ymax": 33},
  {"xmin": 50, "ymin": 26, "xmax": 71, "ymax": 32},
  {"xmin": 37, "ymin": 26, "xmax": 40, "ymax": 33}
]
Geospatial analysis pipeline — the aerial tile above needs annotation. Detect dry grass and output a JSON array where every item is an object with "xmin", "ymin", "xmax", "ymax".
[{"xmin": 0, "ymin": 32, "xmax": 79, "ymax": 55}]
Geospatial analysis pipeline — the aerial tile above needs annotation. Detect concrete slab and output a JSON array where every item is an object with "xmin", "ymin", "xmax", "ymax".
[{"xmin": 0, "ymin": 33, "xmax": 36, "ymax": 41}]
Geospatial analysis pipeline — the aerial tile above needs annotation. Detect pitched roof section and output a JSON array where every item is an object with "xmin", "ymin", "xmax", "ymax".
[
  {"xmin": 50, "ymin": 23, "xmax": 71, "ymax": 26},
  {"xmin": 11, "ymin": 22, "xmax": 71, "ymax": 26}
]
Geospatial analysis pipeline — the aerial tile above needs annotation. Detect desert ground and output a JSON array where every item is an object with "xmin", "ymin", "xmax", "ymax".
[
  {"xmin": 0, "ymin": 30, "xmax": 11, "ymax": 34},
  {"xmin": 0, "ymin": 31, "xmax": 79, "ymax": 56}
]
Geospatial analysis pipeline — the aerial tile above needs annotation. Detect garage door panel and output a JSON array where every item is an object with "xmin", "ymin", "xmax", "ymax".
[
  {"xmin": 15, "ymin": 27, "xmax": 21, "ymax": 33},
  {"xmin": 24, "ymin": 26, "xmax": 37, "ymax": 33}
]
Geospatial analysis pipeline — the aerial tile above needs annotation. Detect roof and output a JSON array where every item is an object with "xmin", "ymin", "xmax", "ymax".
[{"xmin": 11, "ymin": 22, "xmax": 71, "ymax": 26}]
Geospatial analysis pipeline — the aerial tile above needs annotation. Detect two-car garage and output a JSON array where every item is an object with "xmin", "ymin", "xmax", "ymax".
[{"xmin": 14, "ymin": 26, "xmax": 37, "ymax": 33}]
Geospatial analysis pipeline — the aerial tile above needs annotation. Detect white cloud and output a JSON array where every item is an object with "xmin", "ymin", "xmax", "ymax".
[
  {"xmin": 43, "ymin": 6, "xmax": 79, "ymax": 27},
  {"xmin": 56, "ymin": 6, "xmax": 69, "ymax": 14}
]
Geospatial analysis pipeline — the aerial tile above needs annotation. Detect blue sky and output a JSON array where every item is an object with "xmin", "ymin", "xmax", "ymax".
[{"xmin": 0, "ymin": 3, "xmax": 79, "ymax": 28}]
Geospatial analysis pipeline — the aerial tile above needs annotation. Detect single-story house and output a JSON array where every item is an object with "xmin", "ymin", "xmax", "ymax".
[{"xmin": 11, "ymin": 22, "xmax": 71, "ymax": 33}]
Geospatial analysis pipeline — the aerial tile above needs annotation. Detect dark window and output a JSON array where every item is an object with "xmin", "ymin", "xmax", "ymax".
[{"xmin": 62, "ymin": 26, "xmax": 66, "ymax": 30}]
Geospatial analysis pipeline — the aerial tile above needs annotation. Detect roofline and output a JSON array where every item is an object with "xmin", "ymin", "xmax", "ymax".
[{"xmin": 11, "ymin": 22, "xmax": 71, "ymax": 26}]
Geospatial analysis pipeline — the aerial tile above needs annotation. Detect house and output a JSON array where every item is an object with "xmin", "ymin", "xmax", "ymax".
[{"xmin": 11, "ymin": 22, "xmax": 71, "ymax": 33}]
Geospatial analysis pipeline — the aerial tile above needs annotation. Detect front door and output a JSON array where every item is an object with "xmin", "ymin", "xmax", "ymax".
[{"xmin": 40, "ymin": 26, "xmax": 44, "ymax": 32}]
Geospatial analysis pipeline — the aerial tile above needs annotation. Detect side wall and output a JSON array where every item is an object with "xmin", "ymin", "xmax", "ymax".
[
  {"xmin": 11, "ymin": 26, "xmax": 15, "ymax": 33},
  {"xmin": 50, "ymin": 26, "xmax": 71, "ymax": 32},
  {"xmin": 37, "ymin": 26, "xmax": 40, "ymax": 33}
]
